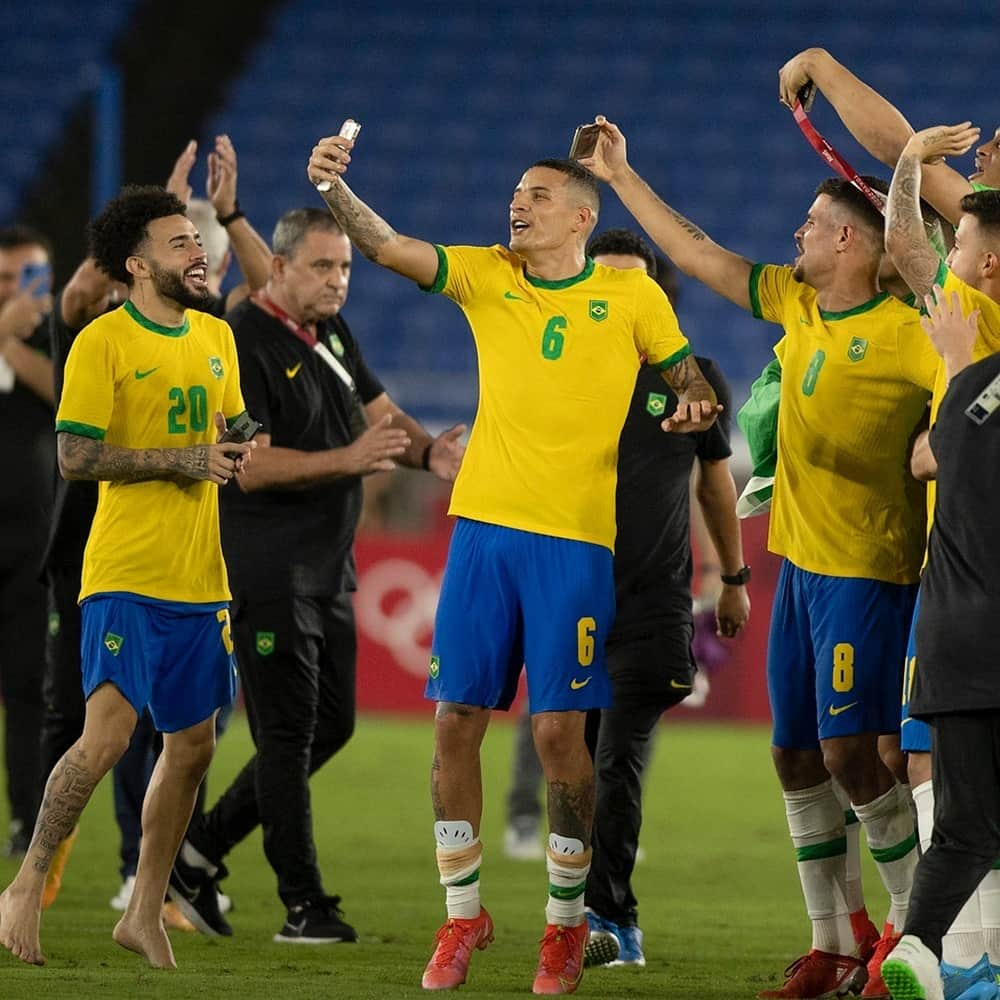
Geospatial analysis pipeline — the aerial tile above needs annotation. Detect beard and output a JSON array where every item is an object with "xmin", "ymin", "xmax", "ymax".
[{"xmin": 148, "ymin": 260, "xmax": 211, "ymax": 310}]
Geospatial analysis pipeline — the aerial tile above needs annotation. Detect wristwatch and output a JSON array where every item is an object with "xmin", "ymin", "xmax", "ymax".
[{"xmin": 721, "ymin": 565, "xmax": 751, "ymax": 586}]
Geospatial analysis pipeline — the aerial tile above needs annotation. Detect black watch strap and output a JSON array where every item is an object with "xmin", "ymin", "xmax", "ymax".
[{"xmin": 721, "ymin": 565, "xmax": 751, "ymax": 586}]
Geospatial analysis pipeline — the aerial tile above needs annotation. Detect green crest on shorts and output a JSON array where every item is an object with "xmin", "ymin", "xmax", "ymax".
[
  {"xmin": 429, "ymin": 655, "xmax": 440, "ymax": 680},
  {"xmin": 209, "ymin": 356, "xmax": 224, "ymax": 379},
  {"xmin": 589, "ymin": 299, "xmax": 608, "ymax": 323},
  {"xmin": 104, "ymin": 632, "xmax": 124, "ymax": 656},
  {"xmin": 847, "ymin": 337, "xmax": 868, "ymax": 363},
  {"xmin": 256, "ymin": 631, "xmax": 275, "ymax": 656},
  {"xmin": 646, "ymin": 392, "xmax": 667, "ymax": 417}
]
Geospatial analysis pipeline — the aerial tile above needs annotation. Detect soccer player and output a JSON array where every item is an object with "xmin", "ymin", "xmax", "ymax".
[
  {"xmin": 880, "ymin": 294, "xmax": 1000, "ymax": 1000},
  {"xmin": 307, "ymin": 134, "xmax": 717, "ymax": 994},
  {"xmin": 578, "ymin": 116, "xmax": 938, "ymax": 999},
  {"xmin": 167, "ymin": 207, "xmax": 466, "ymax": 944},
  {"xmin": 0, "ymin": 185, "xmax": 255, "ymax": 969}
]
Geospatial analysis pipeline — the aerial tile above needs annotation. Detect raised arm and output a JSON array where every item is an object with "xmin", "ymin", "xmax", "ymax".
[
  {"xmin": 886, "ymin": 124, "xmax": 980, "ymax": 298},
  {"xmin": 579, "ymin": 117, "xmax": 753, "ymax": 311},
  {"xmin": 307, "ymin": 134, "xmax": 440, "ymax": 287},
  {"xmin": 778, "ymin": 48, "xmax": 975, "ymax": 224}
]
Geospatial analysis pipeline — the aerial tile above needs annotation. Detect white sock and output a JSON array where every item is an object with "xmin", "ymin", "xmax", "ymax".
[
  {"xmin": 832, "ymin": 780, "xmax": 865, "ymax": 914},
  {"xmin": 978, "ymin": 867, "xmax": 1000, "ymax": 965},
  {"xmin": 853, "ymin": 783, "xmax": 917, "ymax": 931},
  {"xmin": 784, "ymin": 781, "xmax": 854, "ymax": 955},
  {"xmin": 435, "ymin": 821, "xmax": 482, "ymax": 920},
  {"xmin": 545, "ymin": 834, "xmax": 589, "ymax": 927},
  {"xmin": 912, "ymin": 779, "xmax": 987, "ymax": 966}
]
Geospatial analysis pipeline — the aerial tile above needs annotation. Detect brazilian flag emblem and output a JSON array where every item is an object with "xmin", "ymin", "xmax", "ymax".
[
  {"xmin": 646, "ymin": 392, "xmax": 667, "ymax": 417},
  {"xmin": 589, "ymin": 299, "xmax": 609, "ymax": 323},
  {"xmin": 429, "ymin": 655, "xmax": 441, "ymax": 680},
  {"xmin": 847, "ymin": 337, "xmax": 868, "ymax": 363},
  {"xmin": 256, "ymin": 631, "xmax": 275, "ymax": 656},
  {"xmin": 328, "ymin": 334, "xmax": 346, "ymax": 357},
  {"xmin": 209, "ymin": 356, "xmax": 225, "ymax": 379},
  {"xmin": 104, "ymin": 632, "xmax": 124, "ymax": 656}
]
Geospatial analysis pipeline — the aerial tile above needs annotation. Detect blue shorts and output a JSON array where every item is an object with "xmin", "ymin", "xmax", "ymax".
[
  {"xmin": 427, "ymin": 519, "xmax": 615, "ymax": 713},
  {"xmin": 900, "ymin": 588, "xmax": 931, "ymax": 753},
  {"xmin": 81, "ymin": 593, "xmax": 237, "ymax": 733},
  {"xmin": 768, "ymin": 562, "xmax": 917, "ymax": 749}
]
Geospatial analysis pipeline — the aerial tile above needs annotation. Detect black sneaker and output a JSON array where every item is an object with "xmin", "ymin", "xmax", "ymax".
[
  {"xmin": 167, "ymin": 853, "xmax": 232, "ymax": 937},
  {"xmin": 273, "ymin": 895, "xmax": 358, "ymax": 944}
]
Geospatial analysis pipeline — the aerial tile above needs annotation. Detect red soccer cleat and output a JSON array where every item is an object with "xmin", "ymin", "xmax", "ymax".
[
  {"xmin": 421, "ymin": 908, "xmax": 494, "ymax": 991},
  {"xmin": 532, "ymin": 921, "xmax": 588, "ymax": 995},
  {"xmin": 850, "ymin": 908, "xmax": 881, "ymax": 965},
  {"xmin": 757, "ymin": 948, "xmax": 867, "ymax": 999},
  {"xmin": 859, "ymin": 928, "xmax": 901, "ymax": 999}
]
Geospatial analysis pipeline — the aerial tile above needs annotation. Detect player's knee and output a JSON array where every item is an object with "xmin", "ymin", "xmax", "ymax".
[
  {"xmin": 434, "ymin": 705, "xmax": 487, "ymax": 756},
  {"xmin": 164, "ymin": 731, "xmax": 216, "ymax": 781},
  {"xmin": 532, "ymin": 715, "xmax": 586, "ymax": 772},
  {"xmin": 770, "ymin": 745, "xmax": 827, "ymax": 789},
  {"xmin": 907, "ymin": 750, "xmax": 932, "ymax": 787}
]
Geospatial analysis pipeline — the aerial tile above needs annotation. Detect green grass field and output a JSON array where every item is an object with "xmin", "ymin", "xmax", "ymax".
[{"xmin": 0, "ymin": 714, "xmax": 891, "ymax": 999}]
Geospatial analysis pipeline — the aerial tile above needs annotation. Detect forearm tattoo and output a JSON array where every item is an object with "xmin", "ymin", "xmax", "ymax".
[
  {"xmin": 31, "ymin": 748, "xmax": 95, "ymax": 873},
  {"xmin": 320, "ymin": 180, "xmax": 396, "ymax": 261},
  {"xmin": 663, "ymin": 355, "xmax": 716, "ymax": 404},
  {"xmin": 667, "ymin": 206, "xmax": 708, "ymax": 242},
  {"xmin": 59, "ymin": 433, "xmax": 208, "ymax": 483},
  {"xmin": 546, "ymin": 778, "xmax": 594, "ymax": 844},
  {"xmin": 887, "ymin": 154, "xmax": 941, "ymax": 297}
]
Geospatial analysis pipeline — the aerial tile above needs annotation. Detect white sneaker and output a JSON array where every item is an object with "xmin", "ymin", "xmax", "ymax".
[
  {"xmin": 218, "ymin": 891, "xmax": 232, "ymax": 914},
  {"xmin": 880, "ymin": 934, "xmax": 944, "ymax": 1000},
  {"xmin": 110, "ymin": 874, "xmax": 136, "ymax": 911},
  {"xmin": 503, "ymin": 822, "xmax": 544, "ymax": 861}
]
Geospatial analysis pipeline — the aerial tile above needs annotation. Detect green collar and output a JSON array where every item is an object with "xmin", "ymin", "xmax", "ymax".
[
  {"xmin": 524, "ymin": 257, "xmax": 595, "ymax": 290},
  {"xmin": 818, "ymin": 291, "xmax": 889, "ymax": 322},
  {"xmin": 124, "ymin": 299, "xmax": 190, "ymax": 336}
]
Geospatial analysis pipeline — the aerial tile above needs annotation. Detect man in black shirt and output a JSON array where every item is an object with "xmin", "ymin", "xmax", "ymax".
[
  {"xmin": 170, "ymin": 207, "xmax": 465, "ymax": 944},
  {"xmin": 882, "ymin": 293, "xmax": 1000, "ymax": 1000},
  {"xmin": 0, "ymin": 225, "xmax": 55, "ymax": 858}
]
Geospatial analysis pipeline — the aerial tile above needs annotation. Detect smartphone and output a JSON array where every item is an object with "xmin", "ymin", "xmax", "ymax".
[
  {"xmin": 219, "ymin": 411, "xmax": 261, "ymax": 444},
  {"xmin": 19, "ymin": 262, "xmax": 51, "ymax": 299},
  {"xmin": 316, "ymin": 119, "xmax": 362, "ymax": 192},
  {"xmin": 568, "ymin": 123, "xmax": 601, "ymax": 160}
]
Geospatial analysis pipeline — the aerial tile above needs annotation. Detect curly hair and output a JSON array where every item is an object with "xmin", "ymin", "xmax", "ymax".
[{"xmin": 88, "ymin": 185, "xmax": 188, "ymax": 285}]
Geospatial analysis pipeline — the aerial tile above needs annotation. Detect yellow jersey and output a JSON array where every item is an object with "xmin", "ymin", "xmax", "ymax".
[
  {"xmin": 56, "ymin": 301, "xmax": 245, "ymax": 603},
  {"xmin": 750, "ymin": 264, "xmax": 938, "ymax": 583},
  {"xmin": 427, "ymin": 245, "xmax": 690, "ymax": 551}
]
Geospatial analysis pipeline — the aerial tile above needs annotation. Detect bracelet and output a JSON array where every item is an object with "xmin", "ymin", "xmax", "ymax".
[
  {"xmin": 216, "ymin": 202, "xmax": 244, "ymax": 227},
  {"xmin": 421, "ymin": 442, "xmax": 433, "ymax": 470},
  {"xmin": 721, "ymin": 565, "xmax": 751, "ymax": 586}
]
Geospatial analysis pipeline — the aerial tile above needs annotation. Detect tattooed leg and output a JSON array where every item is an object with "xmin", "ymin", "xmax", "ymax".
[
  {"xmin": 431, "ymin": 703, "xmax": 490, "ymax": 833},
  {"xmin": 0, "ymin": 683, "xmax": 135, "ymax": 965},
  {"xmin": 533, "ymin": 711, "xmax": 594, "ymax": 843}
]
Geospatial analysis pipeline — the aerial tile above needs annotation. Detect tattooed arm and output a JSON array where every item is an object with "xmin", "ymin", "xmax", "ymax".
[
  {"xmin": 659, "ymin": 355, "xmax": 722, "ymax": 432},
  {"xmin": 307, "ymin": 136, "xmax": 440, "ymax": 287},
  {"xmin": 58, "ymin": 432, "xmax": 251, "ymax": 486},
  {"xmin": 886, "ymin": 125, "xmax": 980, "ymax": 298},
  {"xmin": 578, "ymin": 116, "xmax": 753, "ymax": 310}
]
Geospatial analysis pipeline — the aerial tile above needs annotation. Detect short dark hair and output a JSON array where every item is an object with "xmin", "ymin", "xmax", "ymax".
[
  {"xmin": 587, "ymin": 228, "xmax": 657, "ymax": 276},
  {"xmin": 272, "ymin": 208, "xmax": 344, "ymax": 258},
  {"xmin": 960, "ymin": 189, "xmax": 1000, "ymax": 239},
  {"xmin": 815, "ymin": 176, "xmax": 886, "ymax": 239},
  {"xmin": 0, "ymin": 224, "xmax": 53, "ymax": 262},
  {"xmin": 530, "ymin": 158, "xmax": 601, "ymax": 214},
  {"xmin": 88, "ymin": 185, "xmax": 188, "ymax": 285}
]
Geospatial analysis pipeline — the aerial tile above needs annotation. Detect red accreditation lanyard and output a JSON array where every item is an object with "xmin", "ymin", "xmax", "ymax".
[{"xmin": 251, "ymin": 292, "xmax": 357, "ymax": 392}]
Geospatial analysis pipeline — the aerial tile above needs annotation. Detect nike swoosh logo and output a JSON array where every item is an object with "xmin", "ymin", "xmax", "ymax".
[
  {"xmin": 286, "ymin": 363, "xmax": 302, "ymax": 379},
  {"xmin": 799, "ymin": 317, "xmax": 812, "ymax": 326},
  {"xmin": 669, "ymin": 680, "xmax": 693, "ymax": 690},
  {"xmin": 829, "ymin": 701, "xmax": 858, "ymax": 717},
  {"xmin": 135, "ymin": 367, "xmax": 159, "ymax": 380},
  {"xmin": 504, "ymin": 290, "xmax": 530, "ymax": 303},
  {"xmin": 570, "ymin": 677, "xmax": 591, "ymax": 690}
]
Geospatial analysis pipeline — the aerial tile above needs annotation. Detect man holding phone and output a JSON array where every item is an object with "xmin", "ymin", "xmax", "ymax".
[
  {"xmin": 307, "ymin": 130, "xmax": 717, "ymax": 994},
  {"xmin": 0, "ymin": 225, "xmax": 55, "ymax": 859}
]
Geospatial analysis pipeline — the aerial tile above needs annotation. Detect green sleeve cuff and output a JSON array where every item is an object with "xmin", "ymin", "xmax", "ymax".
[
  {"xmin": 654, "ymin": 343, "xmax": 692, "ymax": 371},
  {"xmin": 419, "ymin": 245, "xmax": 449, "ymax": 294},
  {"xmin": 55, "ymin": 420, "xmax": 105, "ymax": 440},
  {"xmin": 748, "ymin": 263, "xmax": 766, "ymax": 320},
  {"xmin": 934, "ymin": 259, "xmax": 949, "ymax": 288}
]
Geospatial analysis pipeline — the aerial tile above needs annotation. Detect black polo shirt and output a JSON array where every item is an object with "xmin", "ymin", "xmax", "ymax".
[
  {"xmin": 221, "ymin": 298, "xmax": 385, "ymax": 598},
  {"xmin": 610, "ymin": 356, "xmax": 732, "ymax": 639},
  {"xmin": 913, "ymin": 353, "xmax": 1000, "ymax": 717}
]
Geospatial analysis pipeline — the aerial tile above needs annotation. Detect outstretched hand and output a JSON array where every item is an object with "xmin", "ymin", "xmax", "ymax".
[
  {"xmin": 903, "ymin": 123, "xmax": 980, "ymax": 165},
  {"xmin": 207, "ymin": 135, "xmax": 239, "ymax": 216},
  {"xmin": 308, "ymin": 133, "xmax": 357, "ymax": 189},
  {"xmin": 661, "ymin": 400, "xmax": 723, "ymax": 433},
  {"xmin": 920, "ymin": 285, "xmax": 978, "ymax": 375},
  {"xmin": 577, "ymin": 115, "xmax": 629, "ymax": 184},
  {"xmin": 427, "ymin": 423, "xmax": 467, "ymax": 482},
  {"xmin": 166, "ymin": 140, "xmax": 197, "ymax": 205},
  {"xmin": 777, "ymin": 48, "xmax": 823, "ymax": 109}
]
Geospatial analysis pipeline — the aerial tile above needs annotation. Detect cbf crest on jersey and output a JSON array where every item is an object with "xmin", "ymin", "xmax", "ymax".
[
  {"xmin": 208, "ymin": 356, "xmax": 225, "ymax": 379},
  {"xmin": 328, "ymin": 333, "xmax": 346, "ymax": 357},
  {"xmin": 589, "ymin": 300, "xmax": 608, "ymax": 322},
  {"xmin": 646, "ymin": 392, "xmax": 667, "ymax": 417},
  {"xmin": 847, "ymin": 337, "xmax": 868, "ymax": 363}
]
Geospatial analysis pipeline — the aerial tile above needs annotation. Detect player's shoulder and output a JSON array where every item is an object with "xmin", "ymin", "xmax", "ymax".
[{"xmin": 75, "ymin": 305, "xmax": 128, "ymax": 349}]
